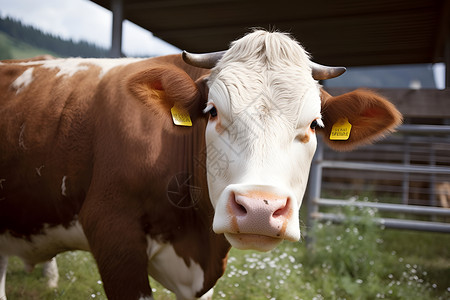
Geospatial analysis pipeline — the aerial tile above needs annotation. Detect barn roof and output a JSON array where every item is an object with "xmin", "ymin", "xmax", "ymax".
[{"xmin": 90, "ymin": 0, "xmax": 449, "ymax": 68}]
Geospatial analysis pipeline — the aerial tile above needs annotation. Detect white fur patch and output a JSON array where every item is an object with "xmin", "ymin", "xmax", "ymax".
[
  {"xmin": 61, "ymin": 176, "xmax": 67, "ymax": 197},
  {"xmin": 11, "ymin": 58, "xmax": 143, "ymax": 79},
  {"xmin": 0, "ymin": 221, "xmax": 89, "ymax": 266},
  {"xmin": 18, "ymin": 123, "xmax": 26, "ymax": 149},
  {"xmin": 42, "ymin": 257, "xmax": 59, "ymax": 289},
  {"xmin": 0, "ymin": 256, "xmax": 7, "ymax": 300},
  {"xmin": 146, "ymin": 237, "xmax": 205, "ymax": 300},
  {"xmin": 35, "ymin": 165, "xmax": 44, "ymax": 177},
  {"xmin": 199, "ymin": 288, "xmax": 214, "ymax": 299},
  {"xmin": 11, "ymin": 67, "xmax": 34, "ymax": 94}
]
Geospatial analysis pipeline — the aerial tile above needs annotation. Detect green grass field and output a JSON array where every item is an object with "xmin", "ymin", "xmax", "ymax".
[{"xmin": 3, "ymin": 205, "xmax": 449, "ymax": 299}]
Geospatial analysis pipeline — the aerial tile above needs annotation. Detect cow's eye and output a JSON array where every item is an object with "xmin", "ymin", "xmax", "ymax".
[
  {"xmin": 209, "ymin": 106, "xmax": 218, "ymax": 118},
  {"xmin": 310, "ymin": 119, "xmax": 319, "ymax": 130},
  {"xmin": 204, "ymin": 104, "xmax": 219, "ymax": 120}
]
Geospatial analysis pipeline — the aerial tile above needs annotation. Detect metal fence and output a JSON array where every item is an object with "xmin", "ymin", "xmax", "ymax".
[{"xmin": 306, "ymin": 124, "xmax": 450, "ymax": 243}]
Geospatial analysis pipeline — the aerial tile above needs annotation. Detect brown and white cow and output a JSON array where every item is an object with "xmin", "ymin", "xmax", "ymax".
[{"xmin": 0, "ymin": 30, "xmax": 401, "ymax": 300}]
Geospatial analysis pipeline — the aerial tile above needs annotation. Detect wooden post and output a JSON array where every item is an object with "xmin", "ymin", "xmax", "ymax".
[
  {"xmin": 446, "ymin": 36, "xmax": 449, "ymax": 88},
  {"xmin": 110, "ymin": 0, "xmax": 123, "ymax": 58}
]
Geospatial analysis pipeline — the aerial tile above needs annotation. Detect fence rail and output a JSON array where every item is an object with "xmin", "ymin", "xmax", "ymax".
[
  {"xmin": 321, "ymin": 161, "xmax": 450, "ymax": 175},
  {"xmin": 306, "ymin": 124, "xmax": 450, "ymax": 246},
  {"xmin": 315, "ymin": 198, "xmax": 450, "ymax": 216},
  {"xmin": 311, "ymin": 213, "xmax": 450, "ymax": 233}
]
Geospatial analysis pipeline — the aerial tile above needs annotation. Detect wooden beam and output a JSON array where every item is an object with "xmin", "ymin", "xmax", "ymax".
[
  {"xmin": 435, "ymin": 0, "xmax": 450, "ymax": 88},
  {"xmin": 110, "ymin": 0, "xmax": 123, "ymax": 57}
]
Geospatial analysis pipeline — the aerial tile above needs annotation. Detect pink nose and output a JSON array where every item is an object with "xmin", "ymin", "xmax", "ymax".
[{"xmin": 228, "ymin": 191, "xmax": 291, "ymax": 237}]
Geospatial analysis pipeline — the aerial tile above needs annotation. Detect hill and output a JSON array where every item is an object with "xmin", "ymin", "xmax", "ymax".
[
  {"xmin": 0, "ymin": 16, "xmax": 109, "ymax": 59},
  {"xmin": 0, "ymin": 31, "xmax": 60, "ymax": 60}
]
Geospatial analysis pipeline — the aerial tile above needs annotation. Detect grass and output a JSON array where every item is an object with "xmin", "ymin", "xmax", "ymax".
[
  {"xmin": 5, "ymin": 251, "xmax": 105, "ymax": 300},
  {"xmin": 210, "ymin": 204, "xmax": 450, "ymax": 300},
  {"xmin": 3, "ymin": 204, "xmax": 449, "ymax": 299}
]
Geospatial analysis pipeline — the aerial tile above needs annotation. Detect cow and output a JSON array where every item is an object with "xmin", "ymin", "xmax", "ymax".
[{"xmin": 0, "ymin": 30, "xmax": 402, "ymax": 300}]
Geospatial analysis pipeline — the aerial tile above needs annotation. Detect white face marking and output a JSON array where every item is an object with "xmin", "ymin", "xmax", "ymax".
[
  {"xmin": 11, "ymin": 67, "xmax": 34, "ymax": 94},
  {"xmin": 205, "ymin": 31, "xmax": 322, "ymax": 251},
  {"xmin": 0, "ymin": 221, "xmax": 89, "ymax": 266},
  {"xmin": 146, "ymin": 237, "xmax": 205, "ymax": 299},
  {"xmin": 61, "ymin": 176, "xmax": 67, "ymax": 196},
  {"xmin": 11, "ymin": 58, "xmax": 143, "ymax": 79}
]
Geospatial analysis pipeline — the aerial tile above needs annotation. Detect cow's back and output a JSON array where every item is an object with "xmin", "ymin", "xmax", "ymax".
[{"xmin": 0, "ymin": 57, "xmax": 111, "ymax": 237}]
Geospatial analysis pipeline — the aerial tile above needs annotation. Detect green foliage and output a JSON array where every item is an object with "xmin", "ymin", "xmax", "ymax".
[
  {"xmin": 298, "ymin": 202, "xmax": 449, "ymax": 300},
  {"xmin": 0, "ymin": 32, "xmax": 60, "ymax": 60},
  {"xmin": 307, "ymin": 201, "xmax": 384, "ymax": 280},
  {"xmin": 0, "ymin": 16, "xmax": 109, "ymax": 58},
  {"xmin": 0, "ymin": 33, "xmax": 13, "ymax": 59},
  {"xmin": 4, "ymin": 203, "xmax": 449, "ymax": 299}
]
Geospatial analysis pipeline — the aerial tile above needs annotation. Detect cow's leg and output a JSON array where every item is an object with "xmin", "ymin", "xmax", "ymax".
[
  {"xmin": 42, "ymin": 258, "xmax": 59, "ymax": 289},
  {"xmin": 87, "ymin": 228, "xmax": 153, "ymax": 300},
  {"xmin": 0, "ymin": 256, "xmax": 7, "ymax": 300},
  {"xmin": 80, "ymin": 200, "xmax": 153, "ymax": 300},
  {"xmin": 147, "ymin": 242, "xmax": 211, "ymax": 300}
]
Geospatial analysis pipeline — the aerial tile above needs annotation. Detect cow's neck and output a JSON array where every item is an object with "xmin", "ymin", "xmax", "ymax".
[{"xmin": 149, "ymin": 116, "xmax": 231, "ymax": 294}]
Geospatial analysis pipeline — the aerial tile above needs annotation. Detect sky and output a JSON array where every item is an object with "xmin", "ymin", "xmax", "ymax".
[{"xmin": 0, "ymin": 0, "xmax": 181, "ymax": 57}]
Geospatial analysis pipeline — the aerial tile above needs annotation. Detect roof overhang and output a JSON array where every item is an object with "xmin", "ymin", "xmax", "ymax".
[{"xmin": 91, "ymin": 0, "xmax": 449, "ymax": 67}]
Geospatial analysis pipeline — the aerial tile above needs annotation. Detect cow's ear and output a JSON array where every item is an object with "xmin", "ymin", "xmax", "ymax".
[
  {"xmin": 317, "ymin": 89, "xmax": 402, "ymax": 151},
  {"xmin": 127, "ymin": 66, "xmax": 201, "ymax": 112},
  {"xmin": 194, "ymin": 74, "xmax": 209, "ymax": 102}
]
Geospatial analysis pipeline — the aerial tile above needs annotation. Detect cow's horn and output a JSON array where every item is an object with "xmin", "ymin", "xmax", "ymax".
[
  {"xmin": 310, "ymin": 61, "xmax": 346, "ymax": 80},
  {"xmin": 182, "ymin": 50, "xmax": 227, "ymax": 69}
]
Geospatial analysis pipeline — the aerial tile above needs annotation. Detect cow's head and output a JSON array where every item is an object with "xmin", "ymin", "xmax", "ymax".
[{"xmin": 179, "ymin": 31, "xmax": 401, "ymax": 251}]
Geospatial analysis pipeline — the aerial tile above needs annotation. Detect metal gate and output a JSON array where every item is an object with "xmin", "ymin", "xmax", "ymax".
[{"xmin": 306, "ymin": 124, "xmax": 450, "ymax": 243}]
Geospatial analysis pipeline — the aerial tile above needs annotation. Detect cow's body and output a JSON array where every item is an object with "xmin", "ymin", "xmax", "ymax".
[
  {"xmin": 0, "ymin": 31, "xmax": 401, "ymax": 300},
  {"xmin": 0, "ymin": 55, "xmax": 229, "ymax": 299}
]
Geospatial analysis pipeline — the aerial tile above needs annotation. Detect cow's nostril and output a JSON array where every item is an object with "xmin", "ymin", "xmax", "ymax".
[
  {"xmin": 273, "ymin": 197, "xmax": 290, "ymax": 217},
  {"xmin": 230, "ymin": 192, "xmax": 247, "ymax": 216},
  {"xmin": 237, "ymin": 204, "xmax": 247, "ymax": 214}
]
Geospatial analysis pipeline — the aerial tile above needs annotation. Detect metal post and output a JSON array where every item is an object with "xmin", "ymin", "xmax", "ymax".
[
  {"xmin": 305, "ymin": 139, "xmax": 324, "ymax": 249},
  {"xmin": 429, "ymin": 136, "xmax": 437, "ymax": 221},
  {"xmin": 402, "ymin": 135, "xmax": 410, "ymax": 205},
  {"xmin": 110, "ymin": 0, "xmax": 123, "ymax": 58}
]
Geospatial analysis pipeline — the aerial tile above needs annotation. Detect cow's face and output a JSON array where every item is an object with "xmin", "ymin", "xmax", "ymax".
[
  {"xmin": 181, "ymin": 30, "xmax": 401, "ymax": 251},
  {"xmin": 203, "ymin": 32, "xmax": 322, "ymax": 251}
]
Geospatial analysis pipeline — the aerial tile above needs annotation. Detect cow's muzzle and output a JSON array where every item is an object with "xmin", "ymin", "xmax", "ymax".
[{"xmin": 213, "ymin": 185, "xmax": 300, "ymax": 251}]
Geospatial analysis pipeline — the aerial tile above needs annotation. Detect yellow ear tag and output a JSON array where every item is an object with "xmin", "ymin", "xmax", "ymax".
[
  {"xmin": 171, "ymin": 105, "xmax": 192, "ymax": 127},
  {"xmin": 330, "ymin": 117, "xmax": 352, "ymax": 140}
]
